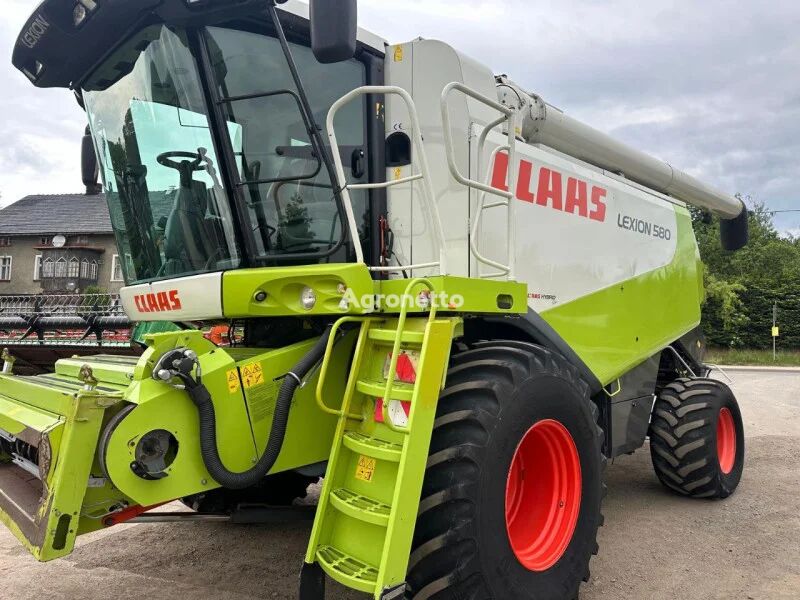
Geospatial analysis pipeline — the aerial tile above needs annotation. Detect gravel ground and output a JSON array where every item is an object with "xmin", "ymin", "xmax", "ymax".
[{"xmin": 1, "ymin": 369, "xmax": 798, "ymax": 599}]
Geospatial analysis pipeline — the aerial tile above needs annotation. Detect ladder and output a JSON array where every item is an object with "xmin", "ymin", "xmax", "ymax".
[{"xmin": 301, "ymin": 279, "xmax": 458, "ymax": 599}]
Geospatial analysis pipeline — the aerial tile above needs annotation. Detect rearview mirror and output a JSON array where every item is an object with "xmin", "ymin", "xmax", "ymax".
[
  {"xmin": 720, "ymin": 208, "xmax": 749, "ymax": 251},
  {"xmin": 309, "ymin": 0, "xmax": 357, "ymax": 64},
  {"xmin": 81, "ymin": 126, "xmax": 101, "ymax": 195}
]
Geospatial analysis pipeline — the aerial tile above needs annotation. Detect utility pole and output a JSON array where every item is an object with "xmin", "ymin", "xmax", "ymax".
[{"xmin": 773, "ymin": 302, "xmax": 778, "ymax": 361}]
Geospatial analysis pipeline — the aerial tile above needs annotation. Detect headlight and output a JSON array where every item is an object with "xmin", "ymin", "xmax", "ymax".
[
  {"xmin": 301, "ymin": 287, "xmax": 317, "ymax": 310},
  {"xmin": 73, "ymin": 4, "xmax": 87, "ymax": 27}
]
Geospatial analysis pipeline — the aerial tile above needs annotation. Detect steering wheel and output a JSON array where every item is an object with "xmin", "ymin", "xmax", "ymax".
[
  {"xmin": 157, "ymin": 151, "xmax": 207, "ymax": 187},
  {"xmin": 157, "ymin": 151, "xmax": 208, "ymax": 171}
]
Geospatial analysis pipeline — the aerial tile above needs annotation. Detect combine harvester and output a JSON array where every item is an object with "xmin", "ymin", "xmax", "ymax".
[{"xmin": 5, "ymin": 1, "xmax": 747, "ymax": 598}]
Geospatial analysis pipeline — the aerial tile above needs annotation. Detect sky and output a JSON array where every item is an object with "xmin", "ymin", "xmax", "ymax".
[{"xmin": 1, "ymin": 0, "xmax": 798, "ymax": 231}]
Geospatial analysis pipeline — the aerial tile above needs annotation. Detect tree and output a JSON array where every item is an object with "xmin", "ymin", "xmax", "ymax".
[{"xmin": 693, "ymin": 197, "xmax": 800, "ymax": 348}]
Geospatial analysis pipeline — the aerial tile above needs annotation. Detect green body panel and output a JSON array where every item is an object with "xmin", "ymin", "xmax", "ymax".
[
  {"xmin": 0, "ymin": 368, "xmax": 124, "ymax": 561},
  {"xmin": 223, "ymin": 263, "xmax": 376, "ymax": 317},
  {"xmin": 541, "ymin": 207, "xmax": 702, "ymax": 385},
  {"xmin": 0, "ymin": 328, "xmax": 352, "ymax": 560},
  {"xmin": 223, "ymin": 265, "xmax": 527, "ymax": 318},
  {"xmin": 305, "ymin": 280, "xmax": 459, "ymax": 597},
  {"xmin": 376, "ymin": 275, "xmax": 527, "ymax": 314},
  {"xmin": 104, "ymin": 330, "xmax": 350, "ymax": 506}
]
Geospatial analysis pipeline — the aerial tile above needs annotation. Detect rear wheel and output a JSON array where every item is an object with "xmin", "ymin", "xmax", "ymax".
[
  {"xmin": 649, "ymin": 378, "xmax": 744, "ymax": 498},
  {"xmin": 407, "ymin": 341, "xmax": 605, "ymax": 600}
]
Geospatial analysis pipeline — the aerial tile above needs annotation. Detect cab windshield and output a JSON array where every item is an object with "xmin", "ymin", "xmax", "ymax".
[{"xmin": 83, "ymin": 24, "xmax": 367, "ymax": 285}]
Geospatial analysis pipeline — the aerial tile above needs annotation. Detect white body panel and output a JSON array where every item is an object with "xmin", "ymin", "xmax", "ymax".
[
  {"xmin": 475, "ymin": 131, "xmax": 679, "ymax": 312},
  {"xmin": 384, "ymin": 40, "xmax": 500, "ymax": 277},
  {"xmin": 381, "ymin": 38, "xmax": 682, "ymax": 309},
  {"xmin": 120, "ymin": 273, "xmax": 224, "ymax": 322}
]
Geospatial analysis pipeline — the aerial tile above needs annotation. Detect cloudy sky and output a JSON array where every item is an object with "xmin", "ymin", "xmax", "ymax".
[{"xmin": 1, "ymin": 0, "xmax": 798, "ymax": 230}]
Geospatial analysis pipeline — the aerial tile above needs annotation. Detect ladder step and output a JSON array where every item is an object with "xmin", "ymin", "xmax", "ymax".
[
  {"xmin": 357, "ymin": 379, "xmax": 414, "ymax": 401},
  {"xmin": 368, "ymin": 328, "xmax": 425, "ymax": 346},
  {"xmin": 330, "ymin": 488, "xmax": 391, "ymax": 527},
  {"xmin": 343, "ymin": 432, "xmax": 403, "ymax": 462},
  {"xmin": 316, "ymin": 545, "xmax": 379, "ymax": 594}
]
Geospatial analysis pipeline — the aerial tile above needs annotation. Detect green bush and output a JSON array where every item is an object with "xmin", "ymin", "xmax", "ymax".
[{"xmin": 694, "ymin": 199, "xmax": 800, "ymax": 349}]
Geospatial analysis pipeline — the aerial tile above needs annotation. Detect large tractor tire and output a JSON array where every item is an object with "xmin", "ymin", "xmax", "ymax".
[
  {"xmin": 649, "ymin": 378, "xmax": 744, "ymax": 499},
  {"xmin": 407, "ymin": 341, "xmax": 605, "ymax": 600}
]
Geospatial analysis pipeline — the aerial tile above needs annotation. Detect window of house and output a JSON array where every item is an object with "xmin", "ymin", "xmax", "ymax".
[
  {"xmin": 0, "ymin": 257, "xmax": 11, "ymax": 281},
  {"xmin": 33, "ymin": 255, "xmax": 43, "ymax": 280},
  {"xmin": 111, "ymin": 254, "xmax": 124, "ymax": 282},
  {"xmin": 42, "ymin": 258, "xmax": 54, "ymax": 278},
  {"xmin": 0, "ymin": 237, "xmax": 11, "ymax": 247},
  {"xmin": 68, "ymin": 257, "xmax": 80, "ymax": 278},
  {"xmin": 90, "ymin": 261, "xmax": 98, "ymax": 280},
  {"xmin": 71, "ymin": 235, "xmax": 90, "ymax": 246},
  {"xmin": 80, "ymin": 259, "xmax": 90, "ymax": 279},
  {"xmin": 40, "ymin": 236, "xmax": 52, "ymax": 246},
  {"xmin": 55, "ymin": 257, "xmax": 67, "ymax": 278}
]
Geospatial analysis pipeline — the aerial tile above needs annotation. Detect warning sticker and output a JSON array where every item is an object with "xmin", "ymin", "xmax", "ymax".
[
  {"xmin": 247, "ymin": 378, "xmax": 279, "ymax": 423},
  {"xmin": 241, "ymin": 362, "xmax": 265, "ymax": 389},
  {"xmin": 226, "ymin": 369, "xmax": 240, "ymax": 394},
  {"xmin": 393, "ymin": 45, "xmax": 404, "ymax": 62},
  {"xmin": 355, "ymin": 455, "xmax": 376, "ymax": 482}
]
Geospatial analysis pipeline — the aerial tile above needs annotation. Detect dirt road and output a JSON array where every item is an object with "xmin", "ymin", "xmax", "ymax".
[{"xmin": 1, "ymin": 369, "xmax": 798, "ymax": 599}]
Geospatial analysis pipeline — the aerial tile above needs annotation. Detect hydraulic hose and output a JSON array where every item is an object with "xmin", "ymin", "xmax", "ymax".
[{"xmin": 182, "ymin": 324, "xmax": 334, "ymax": 490}]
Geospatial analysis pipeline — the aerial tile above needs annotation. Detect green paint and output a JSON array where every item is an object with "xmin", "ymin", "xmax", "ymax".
[
  {"xmin": 541, "ymin": 207, "xmax": 702, "ymax": 385},
  {"xmin": 305, "ymin": 279, "xmax": 459, "ymax": 598},
  {"xmin": 0, "ymin": 370, "xmax": 124, "ymax": 561},
  {"xmin": 223, "ymin": 263, "xmax": 376, "ymax": 317}
]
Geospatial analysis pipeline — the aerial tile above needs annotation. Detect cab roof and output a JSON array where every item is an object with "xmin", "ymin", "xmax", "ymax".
[{"xmin": 12, "ymin": 0, "xmax": 387, "ymax": 90}]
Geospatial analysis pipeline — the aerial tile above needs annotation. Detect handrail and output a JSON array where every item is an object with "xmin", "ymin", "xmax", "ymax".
[
  {"xmin": 381, "ymin": 278, "xmax": 437, "ymax": 433},
  {"xmin": 470, "ymin": 145, "xmax": 513, "ymax": 275},
  {"xmin": 441, "ymin": 81, "xmax": 517, "ymax": 279},
  {"xmin": 326, "ymin": 85, "xmax": 448, "ymax": 275},
  {"xmin": 315, "ymin": 317, "xmax": 374, "ymax": 420}
]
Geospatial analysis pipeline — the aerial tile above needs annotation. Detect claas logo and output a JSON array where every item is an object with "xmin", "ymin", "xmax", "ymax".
[
  {"xmin": 491, "ymin": 152, "xmax": 607, "ymax": 222},
  {"xmin": 134, "ymin": 290, "xmax": 182, "ymax": 313}
]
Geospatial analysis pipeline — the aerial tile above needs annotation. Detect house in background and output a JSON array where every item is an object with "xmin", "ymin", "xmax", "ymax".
[{"xmin": 0, "ymin": 193, "xmax": 124, "ymax": 294}]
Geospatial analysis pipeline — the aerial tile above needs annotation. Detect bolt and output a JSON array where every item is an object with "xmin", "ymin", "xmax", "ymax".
[
  {"xmin": 558, "ymin": 500, "xmax": 565, "ymax": 508},
  {"xmin": 200, "ymin": 479, "xmax": 208, "ymax": 485},
  {"xmin": 254, "ymin": 290, "xmax": 268, "ymax": 302}
]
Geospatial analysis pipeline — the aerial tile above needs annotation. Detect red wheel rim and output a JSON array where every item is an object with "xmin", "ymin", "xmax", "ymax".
[
  {"xmin": 717, "ymin": 407, "xmax": 736, "ymax": 474},
  {"xmin": 505, "ymin": 419, "xmax": 582, "ymax": 572}
]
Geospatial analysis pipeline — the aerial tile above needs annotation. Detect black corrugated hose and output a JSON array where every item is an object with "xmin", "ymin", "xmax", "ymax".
[{"xmin": 182, "ymin": 324, "xmax": 334, "ymax": 490}]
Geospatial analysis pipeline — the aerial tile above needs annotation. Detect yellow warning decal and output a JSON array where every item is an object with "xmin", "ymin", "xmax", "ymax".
[
  {"xmin": 241, "ymin": 361, "xmax": 265, "ymax": 389},
  {"xmin": 393, "ymin": 45, "xmax": 404, "ymax": 62},
  {"xmin": 393, "ymin": 167, "xmax": 402, "ymax": 180},
  {"xmin": 355, "ymin": 455, "xmax": 376, "ymax": 482},
  {"xmin": 226, "ymin": 369, "xmax": 240, "ymax": 394}
]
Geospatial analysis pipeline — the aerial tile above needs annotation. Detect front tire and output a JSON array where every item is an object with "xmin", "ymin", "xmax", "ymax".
[
  {"xmin": 407, "ymin": 341, "xmax": 605, "ymax": 600},
  {"xmin": 649, "ymin": 378, "xmax": 744, "ymax": 499}
]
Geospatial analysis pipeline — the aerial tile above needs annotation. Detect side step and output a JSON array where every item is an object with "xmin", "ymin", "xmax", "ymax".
[{"xmin": 302, "ymin": 309, "xmax": 457, "ymax": 599}]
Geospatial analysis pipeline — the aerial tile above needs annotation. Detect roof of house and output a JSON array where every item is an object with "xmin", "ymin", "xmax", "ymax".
[{"xmin": 0, "ymin": 194, "xmax": 113, "ymax": 236}]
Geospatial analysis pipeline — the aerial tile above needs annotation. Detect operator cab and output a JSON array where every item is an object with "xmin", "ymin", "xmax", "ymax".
[{"xmin": 14, "ymin": 0, "xmax": 382, "ymax": 286}]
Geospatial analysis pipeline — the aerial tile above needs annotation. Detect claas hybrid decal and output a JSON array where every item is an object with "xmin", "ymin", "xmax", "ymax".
[{"xmin": 3, "ymin": 1, "xmax": 748, "ymax": 598}]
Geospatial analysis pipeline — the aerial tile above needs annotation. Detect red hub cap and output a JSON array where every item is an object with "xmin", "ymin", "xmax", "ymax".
[
  {"xmin": 505, "ymin": 419, "xmax": 582, "ymax": 572},
  {"xmin": 717, "ymin": 407, "xmax": 736, "ymax": 474}
]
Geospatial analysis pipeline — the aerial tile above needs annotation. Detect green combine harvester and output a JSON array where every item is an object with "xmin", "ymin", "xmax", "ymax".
[{"xmin": 4, "ymin": 1, "xmax": 748, "ymax": 598}]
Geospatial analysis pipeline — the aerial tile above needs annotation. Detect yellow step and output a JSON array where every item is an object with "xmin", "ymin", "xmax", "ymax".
[
  {"xmin": 316, "ymin": 545, "xmax": 378, "ymax": 594},
  {"xmin": 330, "ymin": 488, "xmax": 391, "ymax": 527},
  {"xmin": 343, "ymin": 432, "xmax": 403, "ymax": 462},
  {"xmin": 368, "ymin": 328, "xmax": 425, "ymax": 346},
  {"xmin": 356, "ymin": 379, "xmax": 414, "ymax": 402}
]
